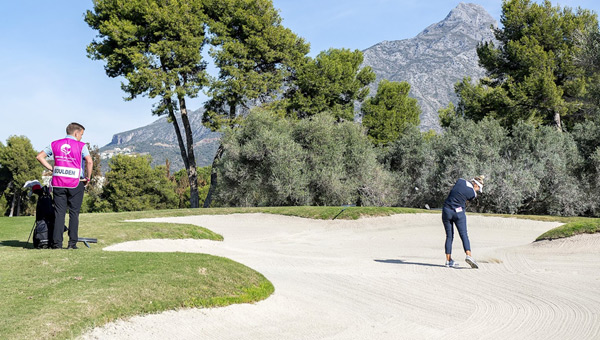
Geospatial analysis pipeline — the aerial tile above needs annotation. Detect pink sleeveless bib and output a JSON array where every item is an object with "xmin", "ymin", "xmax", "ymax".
[{"xmin": 51, "ymin": 138, "xmax": 85, "ymax": 188}]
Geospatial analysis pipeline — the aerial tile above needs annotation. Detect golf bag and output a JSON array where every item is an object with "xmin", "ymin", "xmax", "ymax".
[
  {"xmin": 32, "ymin": 186, "xmax": 54, "ymax": 249},
  {"xmin": 25, "ymin": 181, "xmax": 75, "ymax": 249}
]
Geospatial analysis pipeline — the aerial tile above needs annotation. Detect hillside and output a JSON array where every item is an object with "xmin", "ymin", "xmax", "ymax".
[{"xmin": 99, "ymin": 109, "xmax": 220, "ymax": 172}]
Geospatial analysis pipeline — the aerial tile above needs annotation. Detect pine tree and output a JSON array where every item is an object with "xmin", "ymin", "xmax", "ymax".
[
  {"xmin": 362, "ymin": 80, "xmax": 420, "ymax": 145},
  {"xmin": 453, "ymin": 0, "xmax": 598, "ymax": 131},
  {"xmin": 285, "ymin": 48, "xmax": 376, "ymax": 121},
  {"xmin": 86, "ymin": 0, "xmax": 208, "ymax": 208}
]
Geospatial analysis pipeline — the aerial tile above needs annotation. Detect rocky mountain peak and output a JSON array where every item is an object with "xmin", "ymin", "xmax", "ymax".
[
  {"xmin": 444, "ymin": 2, "xmax": 495, "ymax": 25},
  {"xmin": 416, "ymin": 2, "xmax": 496, "ymax": 41},
  {"xmin": 362, "ymin": 3, "xmax": 498, "ymax": 132}
]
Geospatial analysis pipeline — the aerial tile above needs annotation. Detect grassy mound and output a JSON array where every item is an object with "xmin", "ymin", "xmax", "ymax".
[
  {"xmin": 0, "ymin": 212, "xmax": 270, "ymax": 340},
  {"xmin": 536, "ymin": 219, "xmax": 600, "ymax": 241}
]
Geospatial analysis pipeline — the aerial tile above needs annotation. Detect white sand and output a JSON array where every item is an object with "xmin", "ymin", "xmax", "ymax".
[{"xmin": 79, "ymin": 213, "xmax": 600, "ymax": 340}]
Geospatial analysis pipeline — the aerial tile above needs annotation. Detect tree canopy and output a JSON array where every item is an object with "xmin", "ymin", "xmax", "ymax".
[
  {"xmin": 452, "ymin": 0, "xmax": 599, "ymax": 130},
  {"xmin": 361, "ymin": 79, "xmax": 421, "ymax": 145},
  {"xmin": 285, "ymin": 48, "xmax": 376, "ymax": 121},
  {"xmin": 98, "ymin": 155, "xmax": 178, "ymax": 212},
  {"xmin": 202, "ymin": 0, "xmax": 310, "ymax": 130},
  {"xmin": 85, "ymin": 0, "xmax": 208, "ymax": 103},
  {"xmin": 0, "ymin": 136, "xmax": 41, "ymax": 216}
]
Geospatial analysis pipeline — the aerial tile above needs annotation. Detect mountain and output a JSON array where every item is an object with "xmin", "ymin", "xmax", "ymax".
[
  {"xmin": 362, "ymin": 2, "xmax": 497, "ymax": 132},
  {"xmin": 99, "ymin": 109, "xmax": 220, "ymax": 173}
]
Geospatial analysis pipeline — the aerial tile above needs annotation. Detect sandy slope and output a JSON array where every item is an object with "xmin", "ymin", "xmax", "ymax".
[{"xmin": 79, "ymin": 213, "xmax": 600, "ymax": 340}]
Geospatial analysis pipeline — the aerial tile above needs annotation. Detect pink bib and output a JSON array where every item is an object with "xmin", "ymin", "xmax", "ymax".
[{"xmin": 51, "ymin": 138, "xmax": 85, "ymax": 188}]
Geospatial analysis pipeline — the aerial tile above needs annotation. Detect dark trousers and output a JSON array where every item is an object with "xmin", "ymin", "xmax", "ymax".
[
  {"xmin": 52, "ymin": 181, "xmax": 85, "ymax": 248},
  {"xmin": 442, "ymin": 206, "xmax": 471, "ymax": 255}
]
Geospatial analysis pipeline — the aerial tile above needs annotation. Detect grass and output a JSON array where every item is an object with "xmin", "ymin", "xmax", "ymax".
[
  {"xmin": 0, "ymin": 212, "xmax": 266, "ymax": 339},
  {"xmin": 472, "ymin": 212, "xmax": 600, "ymax": 241},
  {"xmin": 98, "ymin": 205, "xmax": 430, "ymax": 221},
  {"xmin": 1, "ymin": 205, "xmax": 597, "ymax": 339},
  {"xmin": 535, "ymin": 218, "xmax": 600, "ymax": 241}
]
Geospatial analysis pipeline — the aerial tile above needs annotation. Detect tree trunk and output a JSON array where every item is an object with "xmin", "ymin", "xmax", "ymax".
[
  {"xmin": 177, "ymin": 94, "xmax": 200, "ymax": 208},
  {"xmin": 203, "ymin": 143, "xmax": 224, "ymax": 208},
  {"xmin": 203, "ymin": 104, "xmax": 236, "ymax": 208},
  {"xmin": 553, "ymin": 110, "xmax": 562, "ymax": 132},
  {"xmin": 166, "ymin": 99, "xmax": 190, "ymax": 171},
  {"xmin": 164, "ymin": 96, "xmax": 198, "ymax": 208},
  {"xmin": 15, "ymin": 192, "xmax": 21, "ymax": 217},
  {"xmin": 8, "ymin": 182, "xmax": 15, "ymax": 217},
  {"xmin": 9, "ymin": 193, "xmax": 16, "ymax": 217}
]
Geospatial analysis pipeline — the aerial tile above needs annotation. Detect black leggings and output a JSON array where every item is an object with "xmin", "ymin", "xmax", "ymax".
[{"xmin": 442, "ymin": 206, "xmax": 471, "ymax": 255}]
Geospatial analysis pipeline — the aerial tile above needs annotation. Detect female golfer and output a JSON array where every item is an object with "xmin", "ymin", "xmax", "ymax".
[{"xmin": 442, "ymin": 176, "xmax": 484, "ymax": 269}]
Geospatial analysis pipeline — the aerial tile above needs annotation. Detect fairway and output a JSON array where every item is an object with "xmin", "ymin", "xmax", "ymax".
[{"xmin": 80, "ymin": 213, "xmax": 600, "ymax": 339}]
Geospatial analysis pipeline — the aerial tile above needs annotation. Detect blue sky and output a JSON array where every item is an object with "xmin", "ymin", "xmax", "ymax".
[{"xmin": 1, "ymin": 0, "xmax": 599, "ymax": 150}]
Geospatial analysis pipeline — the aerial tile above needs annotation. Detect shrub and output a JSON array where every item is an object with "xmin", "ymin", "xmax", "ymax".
[
  {"xmin": 215, "ymin": 110, "xmax": 393, "ymax": 206},
  {"xmin": 430, "ymin": 117, "xmax": 509, "ymax": 212},
  {"xmin": 507, "ymin": 123, "xmax": 584, "ymax": 216},
  {"xmin": 572, "ymin": 118, "xmax": 600, "ymax": 216},
  {"xmin": 95, "ymin": 155, "xmax": 178, "ymax": 212},
  {"xmin": 217, "ymin": 110, "xmax": 311, "ymax": 206},
  {"xmin": 383, "ymin": 125, "xmax": 437, "ymax": 208},
  {"xmin": 385, "ymin": 117, "xmax": 587, "ymax": 216}
]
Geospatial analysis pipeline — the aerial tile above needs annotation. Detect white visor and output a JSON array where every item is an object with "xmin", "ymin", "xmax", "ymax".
[{"xmin": 472, "ymin": 179, "xmax": 483, "ymax": 193}]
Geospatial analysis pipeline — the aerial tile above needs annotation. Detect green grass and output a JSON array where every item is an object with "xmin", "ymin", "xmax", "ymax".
[
  {"xmin": 535, "ymin": 218, "xmax": 600, "ymax": 241},
  {"xmin": 1, "ymin": 205, "xmax": 597, "ymax": 339},
  {"xmin": 0, "ymin": 212, "xmax": 264, "ymax": 339},
  {"xmin": 471, "ymin": 212, "xmax": 600, "ymax": 242},
  {"xmin": 94, "ymin": 205, "xmax": 430, "ymax": 221}
]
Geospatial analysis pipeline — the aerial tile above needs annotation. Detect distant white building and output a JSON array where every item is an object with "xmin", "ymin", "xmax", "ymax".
[{"xmin": 100, "ymin": 147, "xmax": 134, "ymax": 160}]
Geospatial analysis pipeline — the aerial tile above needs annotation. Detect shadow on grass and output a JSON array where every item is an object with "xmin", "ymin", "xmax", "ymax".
[
  {"xmin": 1, "ymin": 240, "xmax": 34, "ymax": 249},
  {"xmin": 374, "ymin": 259, "xmax": 453, "ymax": 268}
]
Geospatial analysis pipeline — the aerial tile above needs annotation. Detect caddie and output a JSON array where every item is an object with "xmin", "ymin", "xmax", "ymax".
[{"xmin": 36, "ymin": 122, "xmax": 93, "ymax": 249}]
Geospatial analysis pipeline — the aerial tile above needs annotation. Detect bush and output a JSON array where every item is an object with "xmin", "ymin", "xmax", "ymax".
[
  {"xmin": 90, "ymin": 155, "xmax": 178, "ymax": 212},
  {"xmin": 384, "ymin": 117, "xmax": 588, "ymax": 216},
  {"xmin": 215, "ymin": 110, "xmax": 393, "ymax": 206},
  {"xmin": 383, "ymin": 125, "xmax": 437, "ymax": 208},
  {"xmin": 572, "ymin": 118, "xmax": 600, "ymax": 216},
  {"xmin": 217, "ymin": 110, "xmax": 310, "ymax": 206},
  {"xmin": 430, "ymin": 117, "xmax": 509, "ymax": 212},
  {"xmin": 506, "ymin": 122, "xmax": 584, "ymax": 216}
]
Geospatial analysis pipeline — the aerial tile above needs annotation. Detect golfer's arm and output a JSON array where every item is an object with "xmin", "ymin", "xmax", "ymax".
[
  {"xmin": 84, "ymin": 155, "xmax": 93, "ymax": 179},
  {"xmin": 36, "ymin": 151, "xmax": 53, "ymax": 171}
]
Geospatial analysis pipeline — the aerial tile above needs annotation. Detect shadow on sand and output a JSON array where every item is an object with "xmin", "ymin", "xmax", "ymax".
[{"xmin": 374, "ymin": 259, "xmax": 466, "ymax": 269}]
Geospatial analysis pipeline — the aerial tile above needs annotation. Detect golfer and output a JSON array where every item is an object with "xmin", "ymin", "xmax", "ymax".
[
  {"xmin": 442, "ymin": 176, "xmax": 484, "ymax": 268},
  {"xmin": 36, "ymin": 122, "xmax": 93, "ymax": 249}
]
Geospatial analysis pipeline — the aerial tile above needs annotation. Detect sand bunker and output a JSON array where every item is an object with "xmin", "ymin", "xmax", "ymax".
[{"xmin": 79, "ymin": 213, "xmax": 600, "ymax": 339}]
